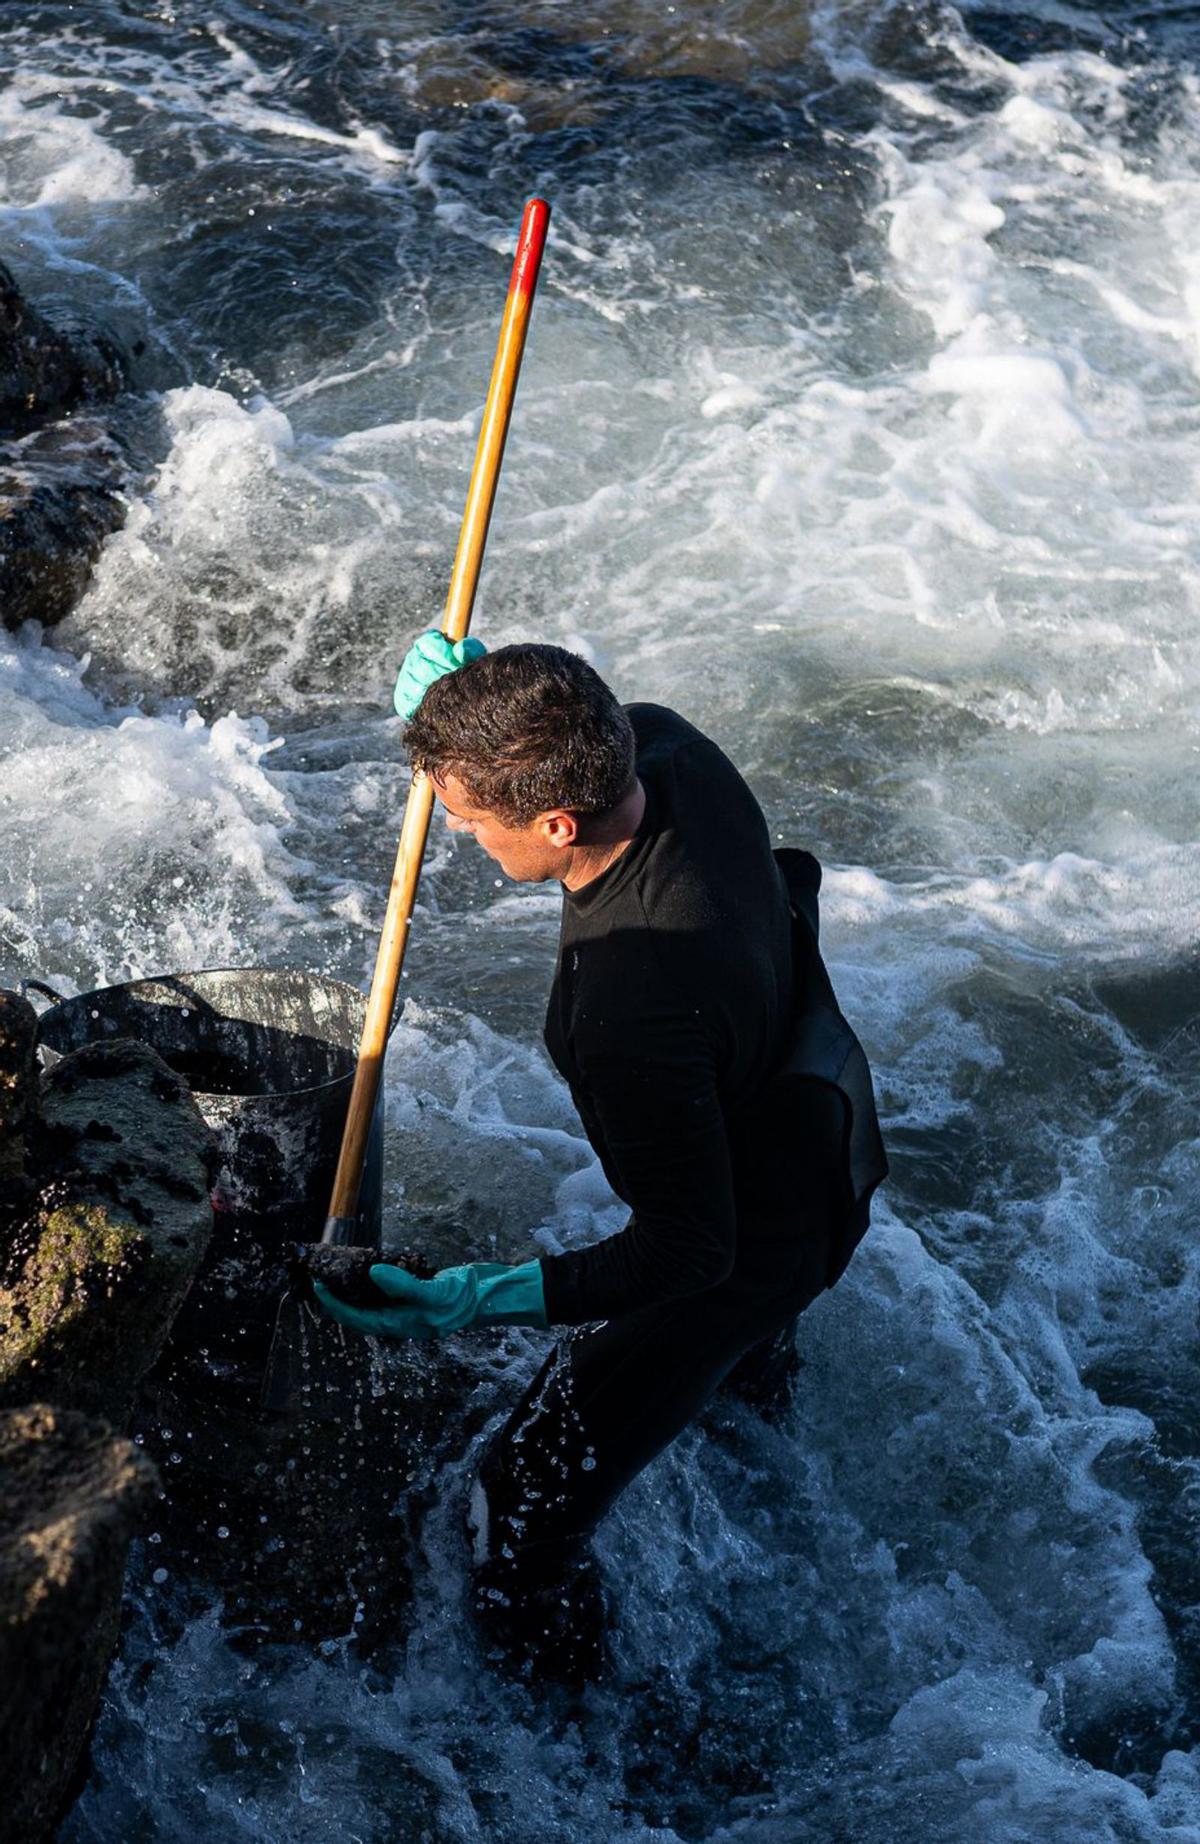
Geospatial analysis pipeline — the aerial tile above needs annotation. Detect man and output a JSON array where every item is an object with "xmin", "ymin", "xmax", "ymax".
[{"xmin": 316, "ymin": 635, "xmax": 887, "ymax": 1681}]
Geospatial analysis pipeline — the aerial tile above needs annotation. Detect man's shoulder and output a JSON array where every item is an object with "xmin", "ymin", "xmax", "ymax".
[
  {"xmin": 623, "ymin": 703, "xmax": 733, "ymax": 780},
  {"xmin": 623, "ymin": 702, "xmax": 707, "ymax": 746},
  {"xmin": 624, "ymin": 704, "xmax": 757, "ymax": 822}
]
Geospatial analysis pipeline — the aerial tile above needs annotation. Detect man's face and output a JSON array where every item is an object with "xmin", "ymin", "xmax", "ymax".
[{"xmin": 431, "ymin": 771, "xmax": 572, "ymax": 883}]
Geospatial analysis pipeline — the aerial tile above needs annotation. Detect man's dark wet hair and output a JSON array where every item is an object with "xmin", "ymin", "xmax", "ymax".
[{"xmin": 405, "ymin": 643, "xmax": 637, "ymax": 827}]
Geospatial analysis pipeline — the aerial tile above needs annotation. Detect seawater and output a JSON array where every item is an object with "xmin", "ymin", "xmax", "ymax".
[{"xmin": 2, "ymin": 1, "xmax": 1199, "ymax": 1837}]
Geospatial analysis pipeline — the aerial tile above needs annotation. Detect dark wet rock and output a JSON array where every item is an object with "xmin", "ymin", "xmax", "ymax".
[
  {"xmin": 139, "ymin": 1318, "xmax": 477, "ymax": 1649},
  {"xmin": 0, "ymin": 990, "xmax": 37, "ymax": 1227},
  {"xmin": 289, "ymin": 1239, "xmax": 438, "ymax": 1306},
  {"xmin": 1, "ymin": 981, "xmax": 520, "ymax": 1659},
  {"xmin": 0, "ymin": 420, "xmax": 128, "ymax": 630},
  {"xmin": 144, "ymin": 1232, "xmax": 506, "ymax": 1647},
  {"xmin": 405, "ymin": 2, "xmax": 812, "ymax": 123},
  {"xmin": 0, "ymin": 1401, "xmax": 158, "ymax": 1844},
  {"xmin": 0, "ymin": 1038, "xmax": 215, "ymax": 1420},
  {"xmin": 0, "ymin": 262, "xmax": 126, "ymax": 436},
  {"xmin": 0, "ymin": 1016, "xmax": 211, "ymax": 1841},
  {"xmin": 0, "ymin": 261, "xmax": 131, "ymax": 632}
]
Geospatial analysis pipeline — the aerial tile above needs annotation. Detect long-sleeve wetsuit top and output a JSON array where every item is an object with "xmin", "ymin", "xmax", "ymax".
[{"xmin": 539, "ymin": 703, "xmax": 795, "ymax": 1326}]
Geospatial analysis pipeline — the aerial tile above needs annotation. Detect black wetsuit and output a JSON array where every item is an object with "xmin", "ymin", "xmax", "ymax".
[{"xmin": 472, "ymin": 705, "xmax": 886, "ymax": 1663}]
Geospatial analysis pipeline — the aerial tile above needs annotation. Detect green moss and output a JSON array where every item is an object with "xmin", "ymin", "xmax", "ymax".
[
  {"xmin": 40, "ymin": 1200, "xmax": 134, "ymax": 1274},
  {"xmin": 0, "ymin": 1201, "xmax": 139, "ymax": 1380}
]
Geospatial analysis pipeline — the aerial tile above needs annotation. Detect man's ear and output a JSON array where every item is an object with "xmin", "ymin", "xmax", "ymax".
[{"xmin": 539, "ymin": 809, "xmax": 581, "ymax": 851}]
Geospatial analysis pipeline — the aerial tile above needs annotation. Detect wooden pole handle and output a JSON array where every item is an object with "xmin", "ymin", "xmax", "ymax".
[{"xmin": 323, "ymin": 198, "xmax": 551, "ymax": 1237}]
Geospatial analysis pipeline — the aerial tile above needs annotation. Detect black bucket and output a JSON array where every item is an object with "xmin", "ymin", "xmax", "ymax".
[{"xmin": 33, "ymin": 967, "xmax": 385, "ymax": 1361}]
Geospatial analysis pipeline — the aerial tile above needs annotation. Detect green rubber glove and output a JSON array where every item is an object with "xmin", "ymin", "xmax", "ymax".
[
  {"xmin": 393, "ymin": 630, "xmax": 487, "ymax": 720},
  {"xmin": 313, "ymin": 1258, "xmax": 546, "ymax": 1341}
]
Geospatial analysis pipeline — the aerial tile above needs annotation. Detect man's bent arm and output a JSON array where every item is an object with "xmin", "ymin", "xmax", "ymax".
[{"xmin": 539, "ymin": 1021, "xmax": 738, "ymax": 1325}]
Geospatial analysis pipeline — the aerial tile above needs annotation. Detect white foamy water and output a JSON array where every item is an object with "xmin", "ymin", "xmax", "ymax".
[{"xmin": 2, "ymin": 0, "xmax": 1199, "ymax": 1837}]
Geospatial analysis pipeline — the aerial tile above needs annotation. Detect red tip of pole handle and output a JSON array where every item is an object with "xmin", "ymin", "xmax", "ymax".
[{"xmin": 510, "ymin": 197, "xmax": 551, "ymax": 299}]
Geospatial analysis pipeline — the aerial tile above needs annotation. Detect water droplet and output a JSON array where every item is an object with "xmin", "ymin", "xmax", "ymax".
[
  {"xmin": 152, "ymin": 1567, "xmax": 169, "ymax": 1585},
  {"xmin": 217, "ymin": 1525, "xmax": 230, "ymax": 1539}
]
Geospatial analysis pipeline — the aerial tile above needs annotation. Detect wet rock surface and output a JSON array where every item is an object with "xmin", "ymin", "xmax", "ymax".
[
  {"xmin": 0, "ymin": 999, "xmax": 215, "ymax": 1840},
  {"xmin": 0, "ymin": 262, "xmax": 125, "ymax": 434},
  {"xmin": 290, "ymin": 1238, "xmax": 438, "ymax": 1305},
  {"xmin": 0, "ymin": 983, "xmax": 507, "ymax": 1824},
  {"xmin": 0, "ymin": 1034, "xmax": 215, "ymax": 1421},
  {"xmin": 0, "ymin": 420, "xmax": 128, "ymax": 630},
  {"xmin": 142, "ymin": 1240, "xmax": 476, "ymax": 1650},
  {"xmin": 0, "ymin": 989, "xmax": 37, "ymax": 1226},
  {"xmin": 138, "ymin": 1323, "xmax": 476, "ymax": 1650},
  {"xmin": 0, "ymin": 260, "xmax": 132, "ymax": 632},
  {"xmin": 0, "ymin": 1401, "xmax": 158, "ymax": 1844}
]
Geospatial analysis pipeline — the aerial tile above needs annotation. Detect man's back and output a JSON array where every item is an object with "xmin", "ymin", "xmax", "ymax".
[{"xmin": 541, "ymin": 704, "xmax": 797, "ymax": 1323}]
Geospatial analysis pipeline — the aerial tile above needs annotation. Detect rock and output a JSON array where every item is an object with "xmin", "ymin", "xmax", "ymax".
[
  {"xmin": 0, "ymin": 1038, "xmax": 215, "ymax": 1420},
  {"xmin": 0, "ymin": 1402, "xmax": 158, "ymax": 1844},
  {"xmin": 0, "ymin": 261, "xmax": 131, "ymax": 632},
  {"xmin": 139, "ymin": 1243, "xmax": 479, "ymax": 1649},
  {"xmin": 143, "ymin": 1213, "xmax": 541, "ymax": 1646},
  {"xmin": 137, "ymin": 1336, "xmax": 472, "ymax": 1648},
  {"xmin": 0, "ymin": 1025, "xmax": 210, "ymax": 1839},
  {"xmin": 404, "ymin": 4, "xmax": 811, "ymax": 121},
  {"xmin": 0, "ymin": 261, "xmax": 125, "ymax": 436},
  {"xmin": 0, "ymin": 990, "xmax": 37, "ymax": 1225},
  {"xmin": 0, "ymin": 419, "xmax": 127, "ymax": 630},
  {"xmin": 289, "ymin": 1238, "xmax": 438, "ymax": 1305}
]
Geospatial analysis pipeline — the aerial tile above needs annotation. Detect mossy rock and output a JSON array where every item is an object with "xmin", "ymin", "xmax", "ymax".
[{"xmin": 0, "ymin": 1039, "xmax": 215, "ymax": 1420}]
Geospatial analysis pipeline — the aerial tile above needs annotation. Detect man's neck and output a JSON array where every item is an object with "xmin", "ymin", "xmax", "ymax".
[{"xmin": 561, "ymin": 780, "xmax": 647, "ymax": 892}]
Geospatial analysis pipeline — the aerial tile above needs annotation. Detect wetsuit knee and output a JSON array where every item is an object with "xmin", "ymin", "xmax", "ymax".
[
  {"xmin": 467, "ymin": 1468, "xmax": 610, "ymax": 1686},
  {"xmin": 720, "ymin": 1318, "xmax": 803, "ymax": 1418}
]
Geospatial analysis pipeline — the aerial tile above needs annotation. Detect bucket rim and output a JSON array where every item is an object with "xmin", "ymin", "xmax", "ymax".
[
  {"xmin": 34, "ymin": 963, "xmax": 371, "ymax": 1001},
  {"xmin": 32, "ymin": 964, "xmax": 386, "ymax": 1104}
]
